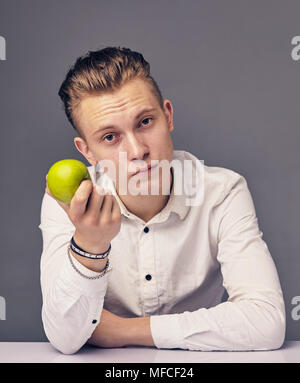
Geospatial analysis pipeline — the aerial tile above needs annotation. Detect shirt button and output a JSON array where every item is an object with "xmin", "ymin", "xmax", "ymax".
[
  {"xmin": 145, "ymin": 274, "xmax": 152, "ymax": 281},
  {"xmin": 144, "ymin": 226, "xmax": 149, "ymax": 233},
  {"xmin": 92, "ymin": 319, "xmax": 97, "ymax": 324}
]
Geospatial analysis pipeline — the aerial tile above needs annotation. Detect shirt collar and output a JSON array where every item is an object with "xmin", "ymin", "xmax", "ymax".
[{"xmin": 156, "ymin": 165, "xmax": 190, "ymax": 222}]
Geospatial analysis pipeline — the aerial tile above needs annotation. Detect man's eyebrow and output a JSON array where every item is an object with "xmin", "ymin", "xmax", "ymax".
[{"xmin": 92, "ymin": 107, "xmax": 158, "ymax": 136}]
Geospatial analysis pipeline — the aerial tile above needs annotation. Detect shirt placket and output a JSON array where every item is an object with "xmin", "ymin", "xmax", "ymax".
[{"xmin": 138, "ymin": 223, "xmax": 159, "ymax": 317}]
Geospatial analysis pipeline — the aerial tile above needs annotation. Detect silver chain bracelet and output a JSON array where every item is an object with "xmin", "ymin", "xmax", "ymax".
[{"xmin": 67, "ymin": 246, "xmax": 112, "ymax": 280}]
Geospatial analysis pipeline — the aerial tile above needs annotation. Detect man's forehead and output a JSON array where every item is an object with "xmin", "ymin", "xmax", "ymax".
[
  {"xmin": 79, "ymin": 85, "xmax": 157, "ymax": 125},
  {"xmin": 82, "ymin": 80, "xmax": 154, "ymax": 110},
  {"xmin": 75, "ymin": 78, "xmax": 161, "ymax": 136},
  {"xmin": 79, "ymin": 96, "xmax": 156, "ymax": 125}
]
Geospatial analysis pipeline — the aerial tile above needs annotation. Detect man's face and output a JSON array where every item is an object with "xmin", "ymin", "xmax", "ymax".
[{"xmin": 74, "ymin": 78, "xmax": 174, "ymax": 195}]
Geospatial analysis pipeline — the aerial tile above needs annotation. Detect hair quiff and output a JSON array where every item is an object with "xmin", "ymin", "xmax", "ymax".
[{"xmin": 58, "ymin": 46, "xmax": 164, "ymax": 137}]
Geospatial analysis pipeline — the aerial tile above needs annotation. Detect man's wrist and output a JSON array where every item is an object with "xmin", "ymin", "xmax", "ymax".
[
  {"xmin": 69, "ymin": 247, "xmax": 109, "ymax": 273},
  {"xmin": 73, "ymin": 231, "xmax": 110, "ymax": 254},
  {"xmin": 122, "ymin": 316, "xmax": 155, "ymax": 347}
]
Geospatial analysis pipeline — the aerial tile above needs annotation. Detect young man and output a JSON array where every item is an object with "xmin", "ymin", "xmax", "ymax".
[{"xmin": 39, "ymin": 47, "xmax": 286, "ymax": 355}]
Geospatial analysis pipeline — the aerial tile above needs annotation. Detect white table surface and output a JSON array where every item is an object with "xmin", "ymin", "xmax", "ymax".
[{"xmin": 0, "ymin": 341, "xmax": 299, "ymax": 363}]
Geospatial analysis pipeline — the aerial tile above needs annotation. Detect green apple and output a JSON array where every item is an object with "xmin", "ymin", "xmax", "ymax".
[{"xmin": 47, "ymin": 159, "xmax": 91, "ymax": 203}]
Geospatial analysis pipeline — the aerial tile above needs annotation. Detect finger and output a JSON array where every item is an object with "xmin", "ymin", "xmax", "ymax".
[
  {"xmin": 45, "ymin": 183, "xmax": 51, "ymax": 196},
  {"xmin": 100, "ymin": 192, "xmax": 113, "ymax": 216},
  {"xmin": 111, "ymin": 196, "xmax": 121, "ymax": 217},
  {"xmin": 45, "ymin": 180, "xmax": 52, "ymax": 197},
  {"xmin": 70, "ymin": 179, "xmax": 93, "ymax": 220},
  {"xmin": 85, "ymin": 185, "xmax": 105, "ymax": 219},
  {"xmin": 45, "ymin": 174, "xmax": 50, "ymax": 195}
]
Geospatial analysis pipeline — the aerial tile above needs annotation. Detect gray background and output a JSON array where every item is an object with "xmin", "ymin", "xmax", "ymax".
[{"xmin": 0, "ymin": 0, "xmax": 299, "ymax": 341}]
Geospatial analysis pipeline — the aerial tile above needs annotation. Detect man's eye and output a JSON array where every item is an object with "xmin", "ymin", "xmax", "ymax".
[
  {"xmin": 103, "ymin": 134, "xmax": 116, "ymax": 142},
  {"xmin": 102, "ymin": 119, "xmax": 152, "ymax": 143},
  {"xmin": 140, "ymin": 117, "xmax": 152, "ymax": 127}
]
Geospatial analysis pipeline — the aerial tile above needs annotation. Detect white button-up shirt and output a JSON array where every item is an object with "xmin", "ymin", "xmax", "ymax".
[{"xmin": 39, "ymin": 150, "xmax": 286, "ymax": 355}]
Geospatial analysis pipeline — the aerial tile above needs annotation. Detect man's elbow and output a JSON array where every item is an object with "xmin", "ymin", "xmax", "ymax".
[
  {"xmin": 267, "ymin": 314, "xmax": 286, "ymax": 350},
  {"xmin": 43, "ymin": 318, "xmax": 86, "ymax": 355},
  {"xmin": 251, "ymin": 304, "xmax": 286, "ymax": 351},
  {"xmin": 45, "ymin": 330, "xmax": 84, "ymax": 355},
  {"xmin": 42, "ymin": 306, "xmax": 91, "ymax": 355},
  {"xmin": 55, "ymin": 343, "xmax": 81, "ymax": 355}
]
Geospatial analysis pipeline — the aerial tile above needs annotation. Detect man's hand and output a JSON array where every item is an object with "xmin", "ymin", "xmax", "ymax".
[
  {"xmin": 45, "ymin": 174, "xmax": 121, "ymax": 272},
  {"xmin": 87, "ymin": 309, "xmax": 155, "ymax": 348},
  {"xmin": 45, "ymin": 174, "xmax": 121, "ymax": 255}
]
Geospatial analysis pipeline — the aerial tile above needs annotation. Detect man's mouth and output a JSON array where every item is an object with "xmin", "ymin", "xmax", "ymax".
[{"xmin": 133, "ymin": 163, "xmax": 158, "ymax": 176}]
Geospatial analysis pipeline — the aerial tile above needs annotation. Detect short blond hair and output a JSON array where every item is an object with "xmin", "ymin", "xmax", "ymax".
[{"xmin": 58, "ymin": 46, "xmax": 164, "ymax": 137}]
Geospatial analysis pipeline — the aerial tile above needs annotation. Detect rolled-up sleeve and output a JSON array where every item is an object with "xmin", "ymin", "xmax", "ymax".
[
  {"xmin": 39, "ymin": 193, "xmax": 111, "ymax": 355},
  {"xmin": 150, "ymin": 175, "xmax": 286, "ymax": 351}
]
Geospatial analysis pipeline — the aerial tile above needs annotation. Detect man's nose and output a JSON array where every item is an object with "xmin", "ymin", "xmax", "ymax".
[{"xmin": 125, "ymin": 133, "xmax": 149, "ymax": 162}]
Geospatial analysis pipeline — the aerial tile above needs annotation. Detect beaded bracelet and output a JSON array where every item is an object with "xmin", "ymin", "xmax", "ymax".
[{"xmin": 67, "ymin": 247, "xmax": 111, "ymax": 280}]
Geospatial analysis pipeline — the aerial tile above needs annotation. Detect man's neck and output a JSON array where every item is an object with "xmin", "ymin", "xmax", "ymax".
[{"xmin": 118, "ymin": 168, "xmax": 174, "ymax": 223}]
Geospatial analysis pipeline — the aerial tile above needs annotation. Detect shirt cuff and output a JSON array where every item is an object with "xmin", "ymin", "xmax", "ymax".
[
  {"xmin": 150, "ymin": 313, "xmax": 185, "ymax": 349},
  {"xmin": 56, "ymin": 248, "xmax": 112, "ymax": 297}
]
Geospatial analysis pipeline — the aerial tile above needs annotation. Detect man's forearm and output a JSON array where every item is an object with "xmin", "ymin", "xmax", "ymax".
[
  {"xmin": 87, "ymin": 309, "xmax": 155, "ymax": 348},
  {"xmin": 123, "ymin": 316, "xmax": 155, "ymax": 347}
]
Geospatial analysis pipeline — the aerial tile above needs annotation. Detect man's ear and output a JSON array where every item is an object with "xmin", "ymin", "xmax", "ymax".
[
  {"xmin": 74, "ymin": 136, "xmax": 98, "ymax": 166},
  {"xmin": 163, "ymin": 99, "xmax": 174, "ymax": 132}
]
